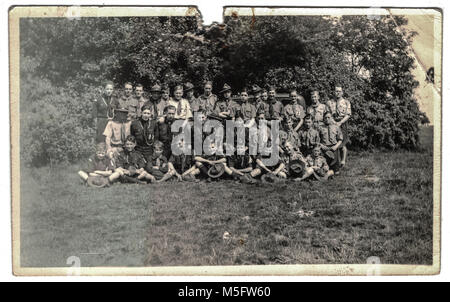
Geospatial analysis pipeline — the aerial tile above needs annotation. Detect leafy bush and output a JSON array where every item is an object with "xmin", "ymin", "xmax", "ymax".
[{"xmin": 19, "ymin": 14, "xmax": 426, "ymax": 166}]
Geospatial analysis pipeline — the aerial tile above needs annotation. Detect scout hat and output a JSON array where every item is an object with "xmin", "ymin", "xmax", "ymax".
[
  {"xmin": 87, "ymin": 175, "xmax": 110, "ymax": 188},
  {"xmin": 289, "ymin": 160, "xmax": 306, "ymax": 175},
  {"xmin": 207, "ymin": 163, "xmax": 225, "ymax": 178},
  {"xmin": 252, "ymin": 84, "xmax": 262, "ymax": 94},
  {"xmin": 113, "ymin": 108, "xmax": 129, "ymax": 122},
  {"xmin": 150, "ymin": 84, "xmax": 162, "ymax": 92},
  {"xmin": 261, "ymin": 173, "xmax": 283, "ymax": 184},
  {"xmin": 219, "ymin": 83, "xmax": 232, "ymax": 94},
  {"xmin": 184, "ymin": 82, "xmax": 195, "ymax": 92}
]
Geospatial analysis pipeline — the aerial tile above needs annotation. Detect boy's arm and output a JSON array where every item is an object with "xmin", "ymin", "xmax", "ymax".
[
  {"xmin": 209, "ymin": 157, "xmax": 226, "ymax": 164},
  {"xmin": 256, "ymin": 158, "xmax": 272, "ymax": 173},
  {"xmin": 93, "ymin": 170, "xmax": 113, "ymax": 176},
  {"xmin": 273, "ymin": 163, "xmax": 285, "ymax": 175},
  {"xmin": 293, "ymin": 119, "xmax": 303, "ymax": 132},
  {"xmin": 181, "ymin": 165, "xmax": 197, "ymax": 177},
  {"xmin": 195, "ymin": 156, "xmax": 211, "ymax": 165}
]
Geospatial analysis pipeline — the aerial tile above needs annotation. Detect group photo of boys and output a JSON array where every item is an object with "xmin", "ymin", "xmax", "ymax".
[{"xmin": 83, "ymin": 80, "xmax": 351, "ymax": 187}]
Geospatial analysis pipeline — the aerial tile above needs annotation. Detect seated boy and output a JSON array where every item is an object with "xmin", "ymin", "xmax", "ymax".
[
  {"xmin": 194, "ymin": 139, "xmax": 227, "ymax": 180},
  {"xmin": 224, "ymin": 144, "xmax": 257, "ymax": 183},
  {"xmin": 296, "ymin": 146, "xmax": 334, "ymax": 181},
  {"xmin": 162, "ymin": 139, "xmax": 199, "ymax": 182},
  {"xmin": 78, "ymin": 142, "xmax": 114, "ymax": 185},
  {"xmin": 253, "ymin": 136, "xmax": 287, "ymax": 180},
  {"xmin": 109, "ymin": 135, "xmax": 150, "ymax": 184},
  {"xmin": 144, "ymin": 140, "xmax": 171, "ymax": 182}
]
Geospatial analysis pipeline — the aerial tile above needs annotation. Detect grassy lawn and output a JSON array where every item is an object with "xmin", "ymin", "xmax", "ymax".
[{"xmin": 19, "ymin": 126, "xmax": 434, "ymax": 267}]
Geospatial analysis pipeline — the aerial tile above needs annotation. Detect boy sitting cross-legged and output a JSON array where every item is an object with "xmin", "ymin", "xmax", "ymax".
[
  {"xmin": 295, "ymin": 146, "xmax": 334, "ymax": 181},
  {"xmin": 144, "ymin": 140, "xmax": 171, "ymax": 182},
  {"xmin": 159, "ymin": 138, "xmax": 200, "ymax": 182},
  {"xmin": 109, "ymin": 135, "xmax": 150, "ymax": 184},
  {"xmin": 223, "ymin": 144, "xmax": 258, "ymax": 184},
  {"xmin": 194, "ymin": 139, "xmax": 227, "ymax": 181},
  {"xmin": 78, "ymin": 142, "xmax": 114, "ymax": 187}
]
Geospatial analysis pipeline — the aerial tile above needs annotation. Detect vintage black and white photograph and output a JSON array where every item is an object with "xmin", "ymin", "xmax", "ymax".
[{"xmin": 10, "ymin": 6, "xmax": 441, "ymax": 275}]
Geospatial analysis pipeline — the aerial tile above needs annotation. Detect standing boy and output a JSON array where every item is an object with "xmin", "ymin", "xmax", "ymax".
[
  {"xmin": 267, "ymin": 86, "xmax": 284, "ymax": 121},
  {"xmin": 103, "ymin": 108, "xmax": 131, "ymax": 161},
  {"xmin": 112, "ymin": 82, "xmax": 139, "ymax": 121},
  {"xmin": 93, "ymin": 81, "xmax": 115, "ymax": 143},
  {"xmin": 168, "ymin": 85, "xmax": 192, "ymax": 120},
  {"xmin": 319, "ymin": 112, "xmax": 343, "ymax": 174},
  {"xmin": 198, "ymin": 81, "xmax": 217, "ymax": 117},
  {"xmin": 306, "ymin": 90, "xmax": 328, "ymax": 128},
  {"xmin": 130, "ymin": 104, "xmax": 159, "ymax": 160}
]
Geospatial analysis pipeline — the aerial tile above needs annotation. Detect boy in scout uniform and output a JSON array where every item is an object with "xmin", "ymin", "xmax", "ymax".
[
  {"xmin": 319, "ymin": 112, "xmax": 343, "ymax": 174},
  {"xmin": 198, "ymin": 81, "xmax": 217, "ymax": 116},
  {"xmin": 165, "ymin": 138, "xmax": 199, "ymax": 182},
  {"xmin": 103, "ymin": 108, "xmax": 131, "ymax": 162},
  {"xmin": 214, "ymin": 83, "xmax": 238, "ymax": 120},
  {"xmin": 108, "ymin": 135, "xmax": 149, "ymax": 184},
  {"xmin": 297, "ymin": 114, "xmax": 321, "ymax": 156},
  {"xmin": 135, "ymin": 83, "xmax": 149, "ymax": 118},
  {"xmin": 223, "ymin": 144, "xmax": 257, "ymax": 183},
  {"xmin": 184, "ymin": 82, "xmax": 202, "ymax": 114},
  {"xmin": 93, "ymin": 81, "xmax": 115, "ymax": 143},
  {"xmin": 142, "ymin": 84, "xmax": 164, "ymax": 122},
  {"xmin": 267, "ymin": 86, "xmax": 284, "ymax": 121},
  {"xmin": 284, "ymin": 91, "xmax": 305, "ymax": 132},
  {"xmin": 237, "ymin": 87, "xmax": 256, "ymax": 126},
  {"xmin": 112, "ymin": 82, "xmax": 139, "ymax": 121},
  {"xmin": 167, "ymin": 85, "xmax": 192, "ymax": 120},
  {"xmin": 252, "ymin": 85, "xmax": 269, "ymax": 120},
  {"xmin": 296, "ymin": 146, "xmax": 334, "ymax": 181},
  {"xmin": 130, "ymin": 104, "xmax": 159, "ymax": 160},
  {"xmin": 307, "ymin": 90, "xmax": 328, "ymax": 127},
  {"xmin": 157, "ymin": 105, "xmax": 177, "ymax": 159},
  {"xmin": 194, "ymin": 139, "xmax": 227, "ymax": 180},
  {"xmin": 326, "ymin": 85, "xmax": 351, "ymax": 167},
  {"xmin": 78, "ymin": 142, "xmax": 114, "ymax": 184},
  {"xmin": 144, "ymin": 140, "xmax": 171, "ymax": 182},
  {"xmin": 290, "ymin": 89, "xmax": 307, "ymax": 112}
]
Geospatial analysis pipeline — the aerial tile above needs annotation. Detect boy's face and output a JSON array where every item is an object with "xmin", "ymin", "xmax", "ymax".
[
  {"xmin": 162, "ymin": 90, "xmax": 170, "ymax": 100},
  {"xmin": 124, "ymin": 141, "xmax": 136, "ymax": 152},
  {"xmin": 241, "ymin": 92, "xmax": 248, "ymax": 102},
  {"xmin": 290, "ymin": 91, "xmax": 297, "ymax": 100},
  {"xmin": 224, "ymin": 91, "xmax": 231, "ymax": 99},
  {"xmin": 166, "ymin": 109, "xmax": 176, "ymax": 121},
  {"xmin": 154, "ymin": 147, "xmax": 163, "ymax": 157},
  {"xmin": 96, "ymin": 150, "xmax": 106, "ymax": 160},
  {"xmin": 335, "ymin": 87, "xmax": 343, "ymax": 98},
  {"xmin": 186, "ymin": 90, "xmax": 194, "ymax": 98},
  {"xmin": 261, "ymin": 92, "xmax": 268, "ymax": 101},
  {"xmin": 269, "ymin": 90, "xmax": 276, "ymax": 100},
  {"xmin": 135, "ymin": 86, "xmax": 144, "ymax": 98},
  {"xmin": 204, "ymin": 85, "xmax": 212, "ymax": 95},
  {"xmin": 151, "ymin": 91, "xmax": 161, "ymax": 101},
  {"xmin": 313, "ymin": 148, "xmax": 321, "ymax": 157},
  {"xmin": 305, "ymin": 118, "xmax": 313, "ymax": 128},
  {"xmin": 124, "ymin": 84, "xmax": 133, "ymax": 97},
  {"xmin": 142, "ymin": 109, "xmax": 152, "ymax": 121},
  {"xmin": 324, "ymin": 113, "xmax": 333, "ymax": 125},
  {"xmin": 105, "ymin": 84, "xmax": 114, "ymax": 96},
  {"xmin": 255, "ymin": 92, "xmax": 261, "ymax": 100},
  {"xmin": 311, "ymin": 91, "xmax": 320, "ymax": 104},
  {"xmin": 174, "ymin": 89, "xmax": 183, "ymax": 100}
]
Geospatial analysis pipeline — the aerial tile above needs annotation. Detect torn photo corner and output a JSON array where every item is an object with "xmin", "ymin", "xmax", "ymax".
[{"xmin": 9, "ymin": 5, "xmax": 441, "ymax": 276}]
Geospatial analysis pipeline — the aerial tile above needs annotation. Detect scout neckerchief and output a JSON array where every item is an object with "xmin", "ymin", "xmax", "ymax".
[
  {"xmin": 269, "ymin": 99, "xmax": 275, "ymax": 118},
  {"xmin": 139, "ymin": 118, "xmax": 154, "ymax": 146},
  {"xmin": 121, "ymin": 122, "xmax": 127, "ymax": 145},
  {"xmin": 102, "ymin": 95, "xmax": 114, "ymax": 119},
  {"xmin": 175, "ymin": 99, "xmax": 182, "ymax": 115}
]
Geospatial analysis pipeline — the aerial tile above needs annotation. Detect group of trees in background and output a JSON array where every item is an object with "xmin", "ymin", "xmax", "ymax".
[{"xmin": 20, "ymin": 13, "xmax": 427, "ymax": 166}]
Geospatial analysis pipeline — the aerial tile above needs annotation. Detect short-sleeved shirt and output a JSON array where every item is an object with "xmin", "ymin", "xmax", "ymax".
[
  {"xmin": 112, "ymin": 95, "xmax": 139, "ymax": 120},
  {"xmin": 169, "ymin": 154, "xmax": 194, "ymax": 173},
  {"xmin": 187, "ymin": 96, "xmax": 203, "ymax": 113},
  {"xmin": 214, "ymin": 99, "xmax": 239, "ymax": 119},
  {"xmin": 298, "ymin": 127, "xmax": 321, "ymax": 151},
  {"xmin": 116, "ymin": 150, "xmax": 146, "ymax": 169},
  {"xmin": 227, "ymin": 154, "xmax": 253, "ymax": 170},
  {"xmin": 84, "ymin": 156, "xmax": 114, "ymax": 173},
  {"xmin": 326, "ymin": 98, "xmax": 352, "ymax": 121},
  {"xmin": 130, "ymin": 118, "xmax": 158, "ymax": 156},
  {"xmin": 167, "ymin": 98, "xmax": 192, "ymax": 120},
  {"xmin": 268, "ymin": 100, "xmax": 284, "ymax": 120},
  {"xmin": 103, "ymin": 120, "xmax": 131, "ymax": 147},
  {"xmin": 283, "ymin": 103, "xmax": 305, "ymax": 122},
  {"xmin": 239, "ymin": 102, "xmax": 257, "ymax": 121},
  {"xmin": 307, "ymin": 103, "xmax": 328, "ymax": 125},
  {"xmin": 199, "ymin": 94, "xmax": 217, "ymax": 115},
  {"xmin": 319, "ymin": 124, "xmax": 343, "ymax": 146},
  {"xmin": 255, "ymin": 99, "xmax": 270, "ymax": 119}
]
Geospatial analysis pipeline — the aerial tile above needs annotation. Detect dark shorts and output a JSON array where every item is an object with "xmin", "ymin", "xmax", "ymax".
[
  {"xmin": 96, "ymin": 117, "xmax": 109, "ymax": 143},
  {"xmin": 340, "ymin": 121, "xmax": 349, "ymax": 146}
]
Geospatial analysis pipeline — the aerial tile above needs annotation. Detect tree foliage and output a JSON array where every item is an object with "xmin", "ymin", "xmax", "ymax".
[{"xmin": 19, "ymin": 14, "xmax": 425, "ymax": 166}]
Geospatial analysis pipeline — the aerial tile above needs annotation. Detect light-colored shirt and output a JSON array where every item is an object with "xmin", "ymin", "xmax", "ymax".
[
  {"xmin": 307, "ymin": 103, "xmax": 327, "ymax": 124},
  {"xmin": 319, "ymin": 124, "xmax": 343, "ymax": 146},
  {"xmin": 326, "ymin": 98, "xmax": 352, "ymax": 121},
  {"xmin": 167, "ymin": 98, "xmax": 192, "ymax": 119},
  {"xmin": 103, "ymin": 120, "xmax": 131, "ymax": 146}
]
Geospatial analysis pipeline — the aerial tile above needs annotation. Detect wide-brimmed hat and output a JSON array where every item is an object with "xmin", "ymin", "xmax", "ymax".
[
  {"xmin": 113, "ymin": 108, "xmax": 129, "ymax": 122},
  {"xmin": 150, "ymin": 84, "xmax": 162, "ymax": 92},
  {"xmin": 87, "ymin": 175, "xmax": 110, "ymax": 188},
  {"xmin": 207, "ymin": 163, "xmax": 225, "ymax": 178},
  {"xmin": 219, "ymin": 83, "xmax": 232, "ymax": 94},
  {"xmin": 184, "ymin": 82, "xmax": 195, "ymax": 92},
  {"xmin": 252, "ymin": 84, "xmax": 262, "ymax": 94},
  {"xmin": 289, "ymin": 160, "xmax": 306, "ymax": 175}
]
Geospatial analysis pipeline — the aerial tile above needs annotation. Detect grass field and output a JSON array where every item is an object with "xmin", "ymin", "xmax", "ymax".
[{"xmin": 19, "ymin": 126, "xmax": 434, "ymax": 267}]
